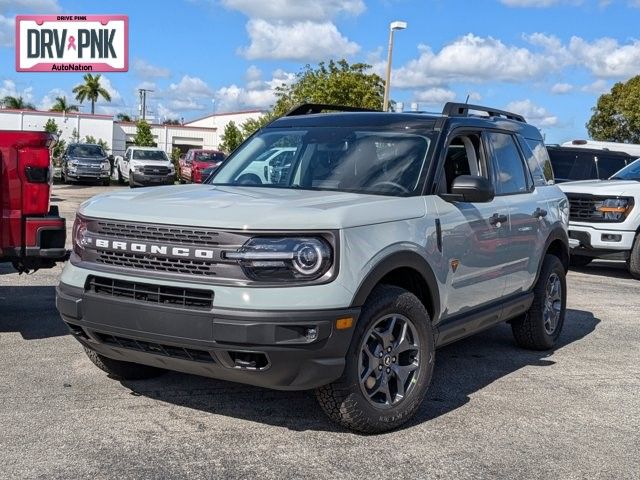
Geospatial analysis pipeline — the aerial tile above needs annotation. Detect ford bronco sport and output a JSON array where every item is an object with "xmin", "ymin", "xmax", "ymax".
[{"xmin": 56, "ymin": 103, "xmax": 569, "ymax": 433}]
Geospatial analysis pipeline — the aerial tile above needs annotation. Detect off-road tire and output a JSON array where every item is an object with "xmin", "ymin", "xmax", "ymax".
[
  {"xmin": 315, "ymin": 285, "xmax": 435, "ymax": 434},
  {"xmin": 84, "ymin": 347, "xmax": 166, "ymax": 380},
  {"xmin": 116, "ymin": 166, "xmax": 125, "ymax": 185},
  {"xmin": 569, "ymin": 255, "xmax": 592, "ymax": 268},
  {"xmin": 628, "ymin": 234, "xmax": 640, "ymax": 280},
  {"xmin": 512, "ymin": 254, "xmax": 566, "ymax": 350}
]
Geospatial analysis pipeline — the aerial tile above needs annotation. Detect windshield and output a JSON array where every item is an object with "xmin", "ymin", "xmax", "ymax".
[
  {"xmin": 194, "ymin": 151, "xmax": 225, "ymax": 162},
  {"xmin": 132, "ymin": 150, "xmax": 168, "ymax": 161},
  {"xmin": 68, "ymin": 144, "xmax": 104, "ymax": 158},
  {"xmin": 610, "ymin": 158, "xmax": 640, "ymax": 181},
  {"xmin": 207, "ymin": 127, "xmax": 433, "ymax": 196}
]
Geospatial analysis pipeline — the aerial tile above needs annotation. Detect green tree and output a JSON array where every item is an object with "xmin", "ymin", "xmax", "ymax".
[
  {"xmin": 163, "ymin": 118, "xmax": 181, "ymax": 125},
  {"xmin": 116, "ymin": 112, "xmax": 132, "ymax": 122},
  {"xmin": 171, "ymin": 147, "xmax": 182, "ymax": 172},
  {"xmin": 50, "ymin": 96, "xmax": 79, "ymax": 113},
  {"xmin": 2, "ymin": 95, "xmax": 35, "ymax": 110},
  {"xmin": 83, "ymin": 135, "xmax": 110, "ymax": 152},
  {"xmin": 72, "ymin": 73, "xmax": 112, "ymax": 114},
  {"xmin": 219, "ymin": 121, "xmax": 245, "ymax": 153},
  {"xmin": 133, "ymin": 120, "xmax": 156, "ymax": 146},
  {"xmin": 44, "ymin": 118, "xmax": 66, "ymax": 160},
  {"xmin": 70, "ymin": 128, "xmax": 80, "ymax": 143},
  {"xmin": 587, "ymin": 76, "xmax": 640, "ymax": 143}
]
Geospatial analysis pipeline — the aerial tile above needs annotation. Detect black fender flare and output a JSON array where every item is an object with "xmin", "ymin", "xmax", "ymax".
[
  {"xmin": 349, "ymin": 250, "xmax": 441, "ymax": 322},
  {"xmin": 538, "ymin": 224, "xmax": 569, "ymax": 280}
]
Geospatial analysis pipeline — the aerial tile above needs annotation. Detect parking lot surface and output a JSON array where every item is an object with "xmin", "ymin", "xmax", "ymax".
[{"xmin": 1, "ymin": 184, "xmax": 639, "ymax": 479}]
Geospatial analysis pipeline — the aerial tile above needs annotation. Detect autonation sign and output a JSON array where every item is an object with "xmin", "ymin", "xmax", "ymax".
[{"xmin": 16, "ymin": 15, "xmax": 128, "ymax": 72}]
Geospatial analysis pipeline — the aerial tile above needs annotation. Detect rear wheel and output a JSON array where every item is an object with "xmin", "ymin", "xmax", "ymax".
[
  {"xmin": 315, "ymin": 285, "xmax": 435, "ymax": 433},
  {"xmin": 628, "ymin": 234, "xmax": 640, "ymax": 280},
  {"xmin": 512, "ymin": 254, "xmax": 566, "ymax": 350},
  {"xmin": 569, "ymin": 255, "xmax": 592, "ymax": 268},
  {"xmin": 84, "ymin": 347, "xmax": 166, "ymax": 380}
]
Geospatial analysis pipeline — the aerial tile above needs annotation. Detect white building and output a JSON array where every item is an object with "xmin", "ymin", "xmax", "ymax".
[{"xmin": 0, "ymin": 107, "xmax": 262, "ymax": 156}]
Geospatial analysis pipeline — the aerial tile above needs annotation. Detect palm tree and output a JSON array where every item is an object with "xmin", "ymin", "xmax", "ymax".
[
  {"xmin": 50, "ymin": 96, "xmax": 79, "ymax": 113},
  {"xmin": 2, "ymin": 95, "xmax": 35, "ymax": 110},
  {"xmin": 72, "ymin": 73, "xmax": 112, "ymax": 114}
]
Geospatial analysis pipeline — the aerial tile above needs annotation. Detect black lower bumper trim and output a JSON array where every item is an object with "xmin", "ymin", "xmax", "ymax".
[{"xmin": 56, "ymin": 281, "xmax": 359, "ymax": 390}]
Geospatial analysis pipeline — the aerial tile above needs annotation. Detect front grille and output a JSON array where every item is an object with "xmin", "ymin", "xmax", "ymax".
[
  {"xmin": 86, "ymin": 275, "xmax": 214, "ymax": 309},
  {"xmin": 142, "ymin": 166, "xmax": 170, "ymax": 175},
  {"xmin": 566, "ymin": 193, "xmax": 625, "ymax": 223},
  {"xmin": 95, "ymin": 250, "xmax": 218, "ymax": 276},
  {"xmin": 95, "ymin": 332, "xmax": 215, "ymax": 363},
  {"xmin": 96, "ymin": 221, "xmax": 222, "ymax": 246}
]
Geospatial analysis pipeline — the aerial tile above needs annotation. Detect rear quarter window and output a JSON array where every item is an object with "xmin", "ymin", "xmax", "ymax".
[{"xmin": 523, "ymin": 138, "xmax": 554, "ymax": 185}]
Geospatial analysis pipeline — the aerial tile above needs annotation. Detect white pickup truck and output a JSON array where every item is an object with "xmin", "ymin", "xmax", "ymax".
[
  {"xmin": 113, "ymin": 146, "xmax": 175, "ymax": 188},
  {"xmin": 559, "ymin": 158, "xmax": 640, "ymax": 278}
]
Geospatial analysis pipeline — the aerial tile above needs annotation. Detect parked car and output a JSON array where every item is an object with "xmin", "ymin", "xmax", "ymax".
[
  {"xmin": 178, "ymin": 149, "xmax": 226, "ymax": 184},
  {"xmin": 559, "ymin": 158, "xmax": 640, "ymax": 277},
  {"xmin": 113, "ymin": 147, "xmax": 175, "ymax": 188},
  {"xmin": 562, "ymin": 139, "xmax": 640, "ymax": 158},
  {"xmin": 60, "ymin": 143, "xmax": 113, "ymax": 186},
  {"xmin": 546, "ymin": 146, "xmax": 634, "ymax": 183},
  {"xmin": 0, "ymin": 130, "xmax": 67, "ymax": 273},
  {"xmin": 56, "ymin": 103, "xmax": 569, "ymax": 433}
]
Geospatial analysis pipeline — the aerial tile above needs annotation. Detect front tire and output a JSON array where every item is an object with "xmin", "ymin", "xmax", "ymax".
[
  {"xmin": 84, "ymin": 347, "xmax": 166, "ymax": 380},
  {"xmin": 315, "ymin": 285, "xmax": 435, "ymax": 433},
  {"xmin": 511, "ymin": 254, "xmax": 566, "ymax": 350},
  {"xmin": 129, "ymin": 172, "xmax": 136, "ymax": 188},
  {"xmin": 628, "ymin": 234, "xmax": 640, "ymax": 280},
  {"xmin": 116, "ymin": 166, "xmax": 125, "ymax": 185}
]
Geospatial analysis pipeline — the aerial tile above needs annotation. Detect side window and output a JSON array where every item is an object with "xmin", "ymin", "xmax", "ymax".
[
  {"xmin": 596, "ymin": 155, "xmax": 627, "ymax": 179},
  {"xmin": 487, "ymin": 132, "xmax": 529, "ymax": 195},
  {"xmin": 125, "ymin": 150, "xmax": 131, "ymax": 160},
  {"xmin": 440, "ymin": 133, "xmax": 486, "ymax": 194},
  {"xmin": 524, "ymin": 138, "xmax": 554, "ymax": 184}
]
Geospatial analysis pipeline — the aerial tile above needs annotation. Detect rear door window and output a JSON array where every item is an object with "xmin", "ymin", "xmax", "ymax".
[
  {"xmin": 524, "ymin": 139, "xmax": 554, "ymax": 184},
  {"xmin": 596, "ymin": 155, "xmax": 628, "ymax": 179},
  {"xmin": 547, "ymin": 150, "xmax": 595, "ymax": 181}
]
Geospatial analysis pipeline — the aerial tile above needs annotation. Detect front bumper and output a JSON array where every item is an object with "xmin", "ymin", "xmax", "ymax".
[
  {"xmin": 66, "ymin": 170, "xmax": 111, "ymax": 181},
  {"xmin": 131, "ymin": 172, "xmax": 175, "ymax": 186},
  {"xmin": 567, "ymin": 223, "xmax": 635, "ymax": 258},
  {"xmin": 56, "ymin": 281, "xmax": 359, "ymax": 390}
]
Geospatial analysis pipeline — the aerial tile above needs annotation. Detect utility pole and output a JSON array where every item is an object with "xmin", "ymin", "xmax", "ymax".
[{"xmin": 138, "ymin": 88, "xmax": 153, "ymax": 121}]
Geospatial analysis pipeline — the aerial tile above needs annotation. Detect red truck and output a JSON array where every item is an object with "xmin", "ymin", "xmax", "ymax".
[{"xmin": 0, "ymin": 131, "xmax": 67, "ymax": 273}]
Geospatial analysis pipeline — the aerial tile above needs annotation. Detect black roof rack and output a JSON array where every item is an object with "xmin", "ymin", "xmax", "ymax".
[
  {"xmin": 285, "ymin": 103, "xmax": 379, "ymax": 116},
  {"xmin": 442, "ymin": 102, "xmax": 526, "ymax": 123}
]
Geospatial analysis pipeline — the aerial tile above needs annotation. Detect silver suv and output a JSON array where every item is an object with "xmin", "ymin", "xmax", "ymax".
[{"xmin": 56, "ymin": 103, "xmax": 570, "ymax": 433}]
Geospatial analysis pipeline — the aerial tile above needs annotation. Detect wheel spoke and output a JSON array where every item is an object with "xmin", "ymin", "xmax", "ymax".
[{"xmin": 392, "ymin": 362, "xmax": 417, "ymax": 399}]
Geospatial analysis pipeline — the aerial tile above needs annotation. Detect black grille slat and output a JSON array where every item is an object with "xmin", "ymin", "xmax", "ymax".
[
  {"xmin": 567, "ymin": 193, "xmax": 609, "ymax": 223},
  {"xmin": 95, "ymin": 332, "xmax": 215, "ymax": 364},
  {"xmin": 141, "ymin": 166, "xmax": 170, "ymax": 175},
  {"xmin": 87, "ymin": 276, "xmax": 213, "ymax": 310},
  {"xmin": 95, "ymin": 221, "xmax": 223, "ymax": 246}
]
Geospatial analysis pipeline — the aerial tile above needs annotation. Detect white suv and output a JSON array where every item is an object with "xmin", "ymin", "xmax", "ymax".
[{"xmin": 559, "ymin": 158, "xmax": 640, "ymax": 278}]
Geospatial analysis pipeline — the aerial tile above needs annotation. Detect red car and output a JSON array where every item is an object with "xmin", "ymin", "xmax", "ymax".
[
  {"xmin": 179, "ymin": 149, "xmax": 226, "ymax": 184},
  {"xmin": 0, "ymin": 130, "xmax": 67, "ymax": 273}
]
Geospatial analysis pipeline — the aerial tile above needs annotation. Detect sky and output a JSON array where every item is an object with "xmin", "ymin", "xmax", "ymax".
[{"xmin": 1, "ymin": 0, "xmax": 640, "ymax": 143}]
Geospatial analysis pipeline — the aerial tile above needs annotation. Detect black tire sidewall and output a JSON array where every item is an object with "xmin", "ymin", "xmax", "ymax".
[
  {"xmin": 528, "ymin": 255, "xmax": 567, "ymax": 348},
  {"xmin": 341, "ymin": 286, "xmax": 435, "ymax": 430}
]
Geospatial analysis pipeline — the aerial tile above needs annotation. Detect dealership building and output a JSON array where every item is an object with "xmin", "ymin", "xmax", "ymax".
[{"xmin": 0, "ymin": 108, "xmax": 264, "ymax": 156}]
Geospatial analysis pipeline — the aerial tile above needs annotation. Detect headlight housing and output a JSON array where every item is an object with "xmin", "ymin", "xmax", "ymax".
[
  {"xmin": 101, "ymin": 161, "xmax": 111, "ymax": 170},
  {"xmin": 596, "ymin": 197, "xmax": 634, "ymax": 222},
  {"xmin": 72, "ymin": 215, "xmax": 89, "ymax": 257},
  {"xmin": 225, "ymin": 237, "xmax": 333, "ymax": 282},
  {"xmin": 68, "ymin": 159, "xmax": 79, "ymax": 167}
]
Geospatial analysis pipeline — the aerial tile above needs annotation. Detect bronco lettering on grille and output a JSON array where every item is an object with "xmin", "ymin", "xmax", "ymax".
[{"xmin": 92, "ymin": 237, "xmax": 215, "ymax": 259}]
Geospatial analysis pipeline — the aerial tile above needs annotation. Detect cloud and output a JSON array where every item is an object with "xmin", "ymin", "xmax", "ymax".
[
  {"xmin": 551, "ymin": 82, "xmax": 574, "ymax": 94},
  {"xmin": 38, "ymin": 87, "xmax": 71, "ymax": 110},
  {"xmin": 505, "ymin": 99, "xmax": 559, "ymax": 127},
  {"xmin": 414, "ymin": 88, "xmax": 457, "ymax": 105},
  {"xmin": 393, "ymin": 34, "xmax": 564, "ymax": 88},
  {"xmin": 581, "ymin": 79, "xmax": 609, "ymax": 93},
  {"xmin": 132, "ymin": 58, "xmax": 170, "ymax": 78},
  {"xmin": 499, "ymin": 0, "xmax": 581, "ymax": 6},
  {"xmin": 221, "ymin": 0, "xmax": 365, "ymax": 21},
  {"xmin": 97, "ymin": 76, "xmax": 122, "ymax": 102},
  {"xmin": 567, "ymin": 36, "xmax": 640, "ymax": 78},
  {"xmin": 240, "ymin": 19, "xmax": 360, "ymax": 60},
  {"xmin": 224, "ymin": 0, "xmax": 362, "ymax": 61},
  {"xmin": 0, "ymin": 79, "xmax": 35, "ymax": 103},
  {"xmin": 0, "ymin": 0, "xmax": 61, "ymax": 12},
  {"xmin": 169, "ymin": 75, "xmax": 214, "ymax": 98},
  {"xmin": 214, "ymin": 67, "xmax": 295, "ymax": 111},
  {"xmin": 0, "ymin": 15, "xmax": 12, "ymax": 47}
]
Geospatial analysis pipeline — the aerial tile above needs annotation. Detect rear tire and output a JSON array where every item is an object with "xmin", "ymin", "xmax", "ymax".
[
  {"xmin": 628, "ymin": 234, "xmax": 640, "ymax": 280},
  {"xmin": 84, "ymin": 347, "xmax": 166, "ymax": 380},
  {"xmin": 569, "ymin": 255, "xmax": 592, "ymax": 268},
  {"xmin": 512, "ymin": 254, "xmax": 566, "ymax": 350},
  {"xmin": 315, "ymin": 285, "xmax": 435, "ymax": 433}
]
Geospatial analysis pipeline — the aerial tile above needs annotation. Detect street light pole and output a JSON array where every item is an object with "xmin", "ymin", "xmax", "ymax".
[{"xmin": 383, "ymin": 20, "xmax": 407, "ymax": 112}]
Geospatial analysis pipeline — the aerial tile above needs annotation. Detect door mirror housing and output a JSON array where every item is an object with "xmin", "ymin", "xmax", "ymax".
[{"xmin": 441, "ymin": 175, "xmax": 495, "ymax": 203}]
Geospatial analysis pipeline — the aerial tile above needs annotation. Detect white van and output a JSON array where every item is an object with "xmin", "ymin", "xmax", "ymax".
[{"xmin": 561, "ymin": 140, "xmax": 640, "ymax": 158}]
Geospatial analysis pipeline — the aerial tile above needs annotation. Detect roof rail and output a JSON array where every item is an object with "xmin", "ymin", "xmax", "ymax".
[
  {"xmin": 285, "ymin": 103, "xmax": 379, "ymax": 117},
  {"xmin": 442, "ymin": 102, "xmax": 526, "ymax": 123}
]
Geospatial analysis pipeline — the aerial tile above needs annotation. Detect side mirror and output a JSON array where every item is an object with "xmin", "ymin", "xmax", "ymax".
[{"xmin": 442, "ymin": 175, "xmax": 495, "ymax": 203}]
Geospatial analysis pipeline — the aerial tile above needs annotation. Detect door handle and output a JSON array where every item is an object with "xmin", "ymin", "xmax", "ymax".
[
  {"xmin": 533, "ymin": 207, "xmax": 548, "ymax": 219},
  {"xmin": 489, "ymin": 213, "xmax": 508, "ymax": 226}
]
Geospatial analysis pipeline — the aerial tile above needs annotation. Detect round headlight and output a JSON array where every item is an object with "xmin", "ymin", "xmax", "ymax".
[{"xmin": 293, "ymin": 241, "xmax": 324, "ymax": 275}]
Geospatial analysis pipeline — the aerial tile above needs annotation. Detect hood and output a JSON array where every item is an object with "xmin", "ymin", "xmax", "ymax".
[
  {"xmin": 79, "ymin": 185, "xmax": 427, "ymax": 229},
  {"xmin": 558, "ymin": 179, "xmax": 640, "ymax": 197},
  {"xmin": 69, "ymin": 156, "xmax": 106, "ymax": 162}
]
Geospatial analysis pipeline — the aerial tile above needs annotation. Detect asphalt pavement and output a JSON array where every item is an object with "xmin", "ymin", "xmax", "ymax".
[{"xmin": 1, "ymin": 184, "xmax": 638, "ymax": 479}]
